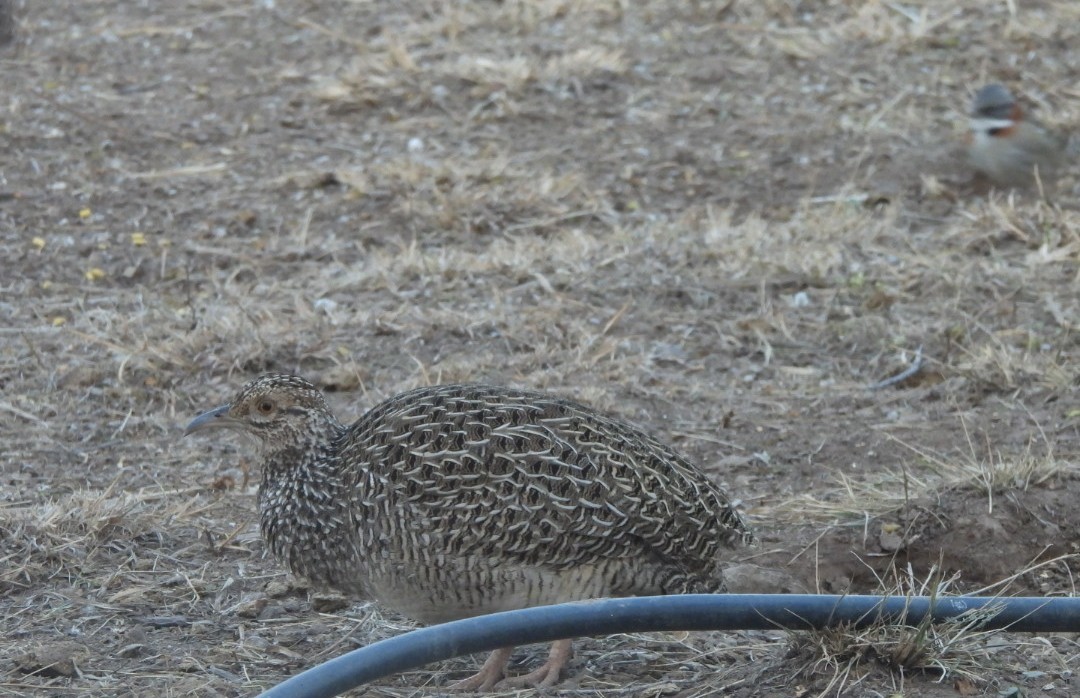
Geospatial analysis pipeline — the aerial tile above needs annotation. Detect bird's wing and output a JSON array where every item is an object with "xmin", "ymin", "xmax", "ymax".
[{"xmin": 343, "ymin": 395, "xmax": 748, "ymax": 575}]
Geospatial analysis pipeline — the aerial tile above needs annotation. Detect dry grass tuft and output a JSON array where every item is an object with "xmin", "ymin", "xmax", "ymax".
[
  {"xmin": 789, "ymin": 565, "xmax": 1014, "ymax": 698},
  {"xmin": 904, "ymin": 424, "xmax": 1071, "ymax": 507},
  {"xmin": 0, "ymin": 486, "xmax": 225, "ymax": 593}
]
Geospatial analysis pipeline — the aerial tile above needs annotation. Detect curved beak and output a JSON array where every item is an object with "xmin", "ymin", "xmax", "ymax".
[{"xmin": 184, "ymin": 404, "xmax": 236, "ymax": 436}]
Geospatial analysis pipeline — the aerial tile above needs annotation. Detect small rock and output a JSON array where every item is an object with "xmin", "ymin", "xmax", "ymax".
[
  {"xmin": 313, "ymin": 297, "xmax": 337, "ymax": 314},
  {"xmin": 264, "ymin": 580, "xmax": 292, "ymax": 598},
  {"xmin": 878, "ymin": 529, "xmax": 905, "ymax": 552},
  {"xmin": 236, "ymin": 595, "xmax": 269, "ymax": 618},
  {"xmin": 17, "ymin": 642, "xmax": 85, "ymax": 677},
  {"xmin": 304, "ymin": 622, "xmax": 330, "ymax": 637},
  {"xmin": 243, "ymin": 635, "xmax": 270, "ymax": 650},
  {"xmin": 311, "ymin": 593, "xmax": 349, "ymax": 613},
  {"xmin": 257, "ymin": 603, "xmax": 287, "ymax": 621}
]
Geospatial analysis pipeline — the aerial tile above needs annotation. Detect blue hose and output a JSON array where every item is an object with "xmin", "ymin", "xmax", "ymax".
[{"xmin": 256, "ymin": 593, "xmax": 1080, "ymax": 698}]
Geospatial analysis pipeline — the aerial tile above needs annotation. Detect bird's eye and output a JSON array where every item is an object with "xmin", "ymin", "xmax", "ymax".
[{"xmin": 257, "ymin": 400, "xmax": 274, "ymax": 415}]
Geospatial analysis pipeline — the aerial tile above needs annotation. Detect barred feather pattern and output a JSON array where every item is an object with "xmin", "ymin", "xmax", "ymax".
[{"xmin": 203, "ymin": 374, "xmax": 752, "ymax": 625}]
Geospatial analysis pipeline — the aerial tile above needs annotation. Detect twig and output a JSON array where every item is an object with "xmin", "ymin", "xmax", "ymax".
[
  {"xmin": 868, "ymin": 346, "xmax": 924, "ymax": 390},
  {"xmin": 0, "ymin": 401, "xmax": 47, "ymax": 426},
  {"xmin": 503, "ymin": 210, "xmax": 598, "ymax": 233}
]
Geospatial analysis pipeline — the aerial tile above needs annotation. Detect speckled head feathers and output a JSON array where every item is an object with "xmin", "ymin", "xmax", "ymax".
[{"xmin": 184, "ymin": 373, "xmax": 341, "ymax": 450}]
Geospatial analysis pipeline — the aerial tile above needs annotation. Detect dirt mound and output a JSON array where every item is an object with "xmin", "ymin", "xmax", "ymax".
[{"xmin": 776, "ymin": 478, "xmax": 1080, "ymax": 596}]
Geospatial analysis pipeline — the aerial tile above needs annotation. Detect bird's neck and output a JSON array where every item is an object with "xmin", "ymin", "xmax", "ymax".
[
  {"xmin": 970, "ymin": 115, "xmax": 1017, "ymax": 138},
  {"xmin": 258, "ymin": 424, "xmax": 356, "ymax": 589}
]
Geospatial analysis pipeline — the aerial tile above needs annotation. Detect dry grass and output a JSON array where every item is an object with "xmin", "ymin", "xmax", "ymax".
[
  {"xmin": 2, "ymin": 0, "xmax": 1080, "ymax": 695},
  {"xmin": 789, "ymin": 565, "xmax": 1025, "ymax": 698},
  {"xmin": 770, "ymin": 418, "xmax": 1074, "ymax": 527}
]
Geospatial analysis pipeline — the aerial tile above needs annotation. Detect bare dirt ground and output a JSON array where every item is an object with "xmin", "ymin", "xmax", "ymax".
[{"xmin": 1, "ymin": 1, "xmax": 1079, "ymax": 696}]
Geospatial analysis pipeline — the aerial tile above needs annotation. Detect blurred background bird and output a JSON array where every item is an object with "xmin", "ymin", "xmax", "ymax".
[{"xmin": 966, "ymin": 83, "xmax": 1068, "ymax": 191}]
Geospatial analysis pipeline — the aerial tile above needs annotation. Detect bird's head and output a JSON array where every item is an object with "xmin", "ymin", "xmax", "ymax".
[
  {"xmin": 184, "ymin": 373, "xmax": 343, "ymax": 452},
  {"xmin": 970, "ymin": 83, "xmax": 1023, "ymax": 137}
]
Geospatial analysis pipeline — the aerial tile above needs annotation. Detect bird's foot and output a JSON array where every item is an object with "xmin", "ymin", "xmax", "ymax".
[
  {"xmin": 497, "ymin": 663, "xmax": 562, "ymax": 688},
  {"xmin": 449, "ymin": 640, "xmax": 573, "ymax": 692},
  {"xmin": 449, "ymin": 648, "xmax": 512, "ymax": 692},
  {"xmin": 498, "ymin": 639, "xmax": 573, "ymax": 689}
]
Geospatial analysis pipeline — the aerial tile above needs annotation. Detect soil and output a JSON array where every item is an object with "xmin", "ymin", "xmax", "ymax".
[{"xmin": 1, "ymin": 1, "xmax": 1078, "ymax": 697}]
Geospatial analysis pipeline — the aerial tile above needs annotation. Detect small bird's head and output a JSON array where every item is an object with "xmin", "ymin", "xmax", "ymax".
[
  {"xmin": 970, "ymin": 83, "xmax": 1023, "ymax": 137},
  {"xmin": 184, "ymin": 373, "xmax": 342, "ymax": 452},
  {"xmin": 965, "ymin": 82, "xmax": 1066, "ymax": 189}
]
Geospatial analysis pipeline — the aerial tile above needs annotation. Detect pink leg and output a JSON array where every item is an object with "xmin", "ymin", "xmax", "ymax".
[
  {"xmin": 499, "ymin": 639, "xmax": 574, "ymax": 688},
  {"xmin": 449, "ymin": 647, "xmax": 513, "ymax": 692}
]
